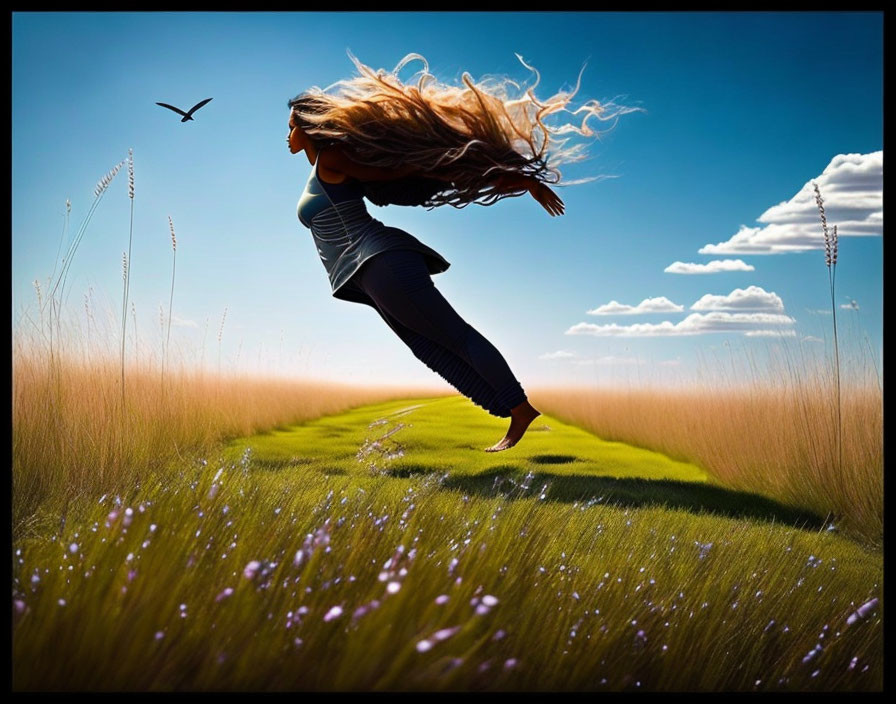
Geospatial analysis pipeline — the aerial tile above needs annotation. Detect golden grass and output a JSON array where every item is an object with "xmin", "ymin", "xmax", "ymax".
[
  {"xmin": 12, "ymin": 344, "xmax": 452, "ymax": 540},
  {"xmin": 528, "ymin": 378, "xmax": 882, "ymax": 547}
]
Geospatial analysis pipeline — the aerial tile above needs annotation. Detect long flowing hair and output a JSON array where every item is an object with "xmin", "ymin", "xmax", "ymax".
[{"xmin": 289, "ymin": 52, "xmax": 637, "ymax": 208}]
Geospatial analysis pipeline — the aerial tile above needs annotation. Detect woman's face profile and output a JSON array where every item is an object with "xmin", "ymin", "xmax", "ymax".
[{"xmin": 287, "ymin": 114, "xmax": 305, "ymax": 155}]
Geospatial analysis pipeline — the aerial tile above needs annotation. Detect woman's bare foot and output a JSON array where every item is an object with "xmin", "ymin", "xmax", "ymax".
[{"xmin": 485, "ymin": 400, "xmax": 541, "ymax": 452}]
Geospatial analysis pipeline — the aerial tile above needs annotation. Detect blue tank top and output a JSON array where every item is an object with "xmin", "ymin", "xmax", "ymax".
[{"xmin": 296, "ymin": 155, "xmax": 451, "ymax": 305}]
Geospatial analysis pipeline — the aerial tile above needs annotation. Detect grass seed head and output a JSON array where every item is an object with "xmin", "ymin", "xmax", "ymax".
[
  {"xmin": 127, "ymin": 148, "xmax": 134, "ymax": 200},
  {"xmin": 168, "ymin": 216, "xmax": 177, "ymax": 252}
]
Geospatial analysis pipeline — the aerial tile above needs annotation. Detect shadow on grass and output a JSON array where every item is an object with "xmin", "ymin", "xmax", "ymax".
[
  {"xmin": 389, "ymin": 466, "xmax": 826, "ymax": 531},
  {"xmin": 530, "ymin": 454, "xmax": 579, "ymax": 465},
  {"xmin": 251, "ymin": 457, "xmax": 316, "ymax": 471},
  {"xmin": 386, "ymin": 463, "xmax": 436, "ymax": 478}
]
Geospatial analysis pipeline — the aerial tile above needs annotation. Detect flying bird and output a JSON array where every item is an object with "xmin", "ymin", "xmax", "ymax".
[{"xmin": 156, "ymin": 98, "xmax": 213, "ymax": 122}]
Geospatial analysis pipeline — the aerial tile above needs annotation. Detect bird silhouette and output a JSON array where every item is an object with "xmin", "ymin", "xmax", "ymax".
[{"xmin": 156, "ymin": 98, "xmax": 213, "ymax": 122}]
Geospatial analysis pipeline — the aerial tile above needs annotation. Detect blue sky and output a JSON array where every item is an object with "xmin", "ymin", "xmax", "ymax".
[{"xmin": 12, "ymin": 12, "xmax": 883, "ymax": 390}]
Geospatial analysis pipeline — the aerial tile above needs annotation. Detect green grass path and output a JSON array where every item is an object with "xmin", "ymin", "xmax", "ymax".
[
  {"xmin": 231, "ymin": 395, "xmax": 707, "ymax": 479},
  {"xmin": 225, "ymin": 395, "xmax": 823, "ymax": 530}
]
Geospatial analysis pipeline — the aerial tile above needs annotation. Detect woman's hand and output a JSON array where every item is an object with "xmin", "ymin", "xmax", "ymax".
[{"xmin": 529, "ymin": 182, "xmax": 565, "ymax": 216}]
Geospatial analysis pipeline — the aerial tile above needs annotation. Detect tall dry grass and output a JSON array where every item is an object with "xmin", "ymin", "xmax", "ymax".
[
  {"xmin": 13, "ymin": 151, "xmax": 452, "ymax": 539},
  {"xmin": 529, "ymin": 376, "xmax": 882, "ymax": 547},
  {"xmin": 12, "ymin": 341, "xmax": 451, "ymax": 540},
  {"xmin": 530, "ymin": 182, "xmax": 880, "ymax": 548}
]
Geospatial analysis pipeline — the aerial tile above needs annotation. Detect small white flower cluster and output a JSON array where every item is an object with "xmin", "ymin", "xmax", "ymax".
[{"xmin": 294, "ymin": 518, "xmax": 332, "ymax": 567}]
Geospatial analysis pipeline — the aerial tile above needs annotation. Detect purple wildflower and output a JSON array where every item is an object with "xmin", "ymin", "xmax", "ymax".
[
  {"xmin": 323, "ymin": 605, "xmax": 343, "ymax": 622},
  {"xmin": 802, "ymin": 644, "xmax": 823, "ymax": 663},
  {"xmin": 433, "ymin": 626, "xmax": 460, "ymax": 641},
  {"xmin": 216, "ymin": 587, "xmax": 235, "ymax": 602},
  {"xmin": 846, "ymin": 598, "xmax": 879, "ymax": 626},
  {"xmin": 243, "ymin": 560, "xmax": 261, "ymax": 580},
  {"xmin": 352, "ymin": 600, "xmax": 380, "ymax": 620},
  {"xmin": 695, "ymin": 541, "xmax": 713, "ymax": 560}
]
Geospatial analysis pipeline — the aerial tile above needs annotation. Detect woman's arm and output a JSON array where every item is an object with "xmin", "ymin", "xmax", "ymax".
[
  {"xmin": 318, "ymin": 147, "xmax": 423, "ymax": 182},
  {"xmin": 321, "ymin": 147, "xmax": 563, "ymax": 215}
]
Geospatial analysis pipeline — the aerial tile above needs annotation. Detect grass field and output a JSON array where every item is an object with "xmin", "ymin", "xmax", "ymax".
[
  {"xmin": 12, "ymin": 157, "xmax": 882, "ymax": 691},
  {"xmin": 13, "ymin": 396, "xmax": 882, "ymax": 691},
  {"xmin": 11, "ymin": 348, "xmax": 451, "ymax": 541},
  {"xmin": 530, "ymin": 382, "xmax": 882, "ymax": 549}
]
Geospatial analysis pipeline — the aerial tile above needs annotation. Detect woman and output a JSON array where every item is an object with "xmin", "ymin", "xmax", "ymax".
[{"xmin": 288, "ymin": 53, "xmax": 616, "ymax": 452}]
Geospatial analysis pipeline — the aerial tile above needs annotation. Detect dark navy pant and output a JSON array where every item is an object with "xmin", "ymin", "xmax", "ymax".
[{"xmin": 350, "ymin": 249, "xmax": 528, "ymax": 418}]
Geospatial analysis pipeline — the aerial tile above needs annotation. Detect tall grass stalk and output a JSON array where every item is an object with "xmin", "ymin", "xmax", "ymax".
[
  {"xmin": 201, "ymin": 316, "xmax": 210, "ymax": 370},
  {"xmin": 121, "ymin": 149, "xmax": 136, "ymax": 403},
  {"xmin": 49, "ymin": 199, "xmax": 70, "ymax": 299},
  {"xmin": 120, "ymin": 251, "xmax": 129, "ymax": 403},
  {"xmin": 46, "ymin": 199, "xmax": 71, "ymax": 364},
  {"xmin": 165, "ymin": 216, "xmax": 177, "ymax": 381},
  {"xmin": 44, "ymin": 162, "xmax": 122, "ymax": 394},
  {"xmin": 813, "ymin": 182, "xmax": 842, "ymax": 480},
  {"xmin": 51, "ymin": 159, "xmax": 125, "ymax": 307},
  {"xmin": 217, "ymin": 307, "xmax": 227, "ymax": 376},
  {"xmin": 131, "ymin": 301, "xmax": 138, "ymax": 359}
]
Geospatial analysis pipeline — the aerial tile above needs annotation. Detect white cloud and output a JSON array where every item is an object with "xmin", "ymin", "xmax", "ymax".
[
  {"xmin": 665, "ymin": 259, "xmax": 755, "ymax": 274},
  {"xmin": 539, "ymin": 350, "xmax": 577, "ymax": 360},
  {"xmin": 840, "ymin": 300, "xmax": 860, "ymax": 310},
  {"xmin": 699, "ymin": 151, "xmax": 882, "ymax": 255},
  {"xmin": 572, "ymin": 356, "xmax": 645, "ymax": 366},
  {"xmin": 172, "ymin": 315, "xmax": 198, "ymax": 328},
  {"xmin": 587, "ymin": 296, "xmax": 684, "ymax": 315},
  {"xmin": 565, "ymin": 312, "xmax": 795, "ymax": 337},
  {"xmin": 744, "ymin": 329, "xmax": 797, "ymax": 337},
  {"xmin": 690, "ymin": 286, "xmax": 785, "ymax": 312}
]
